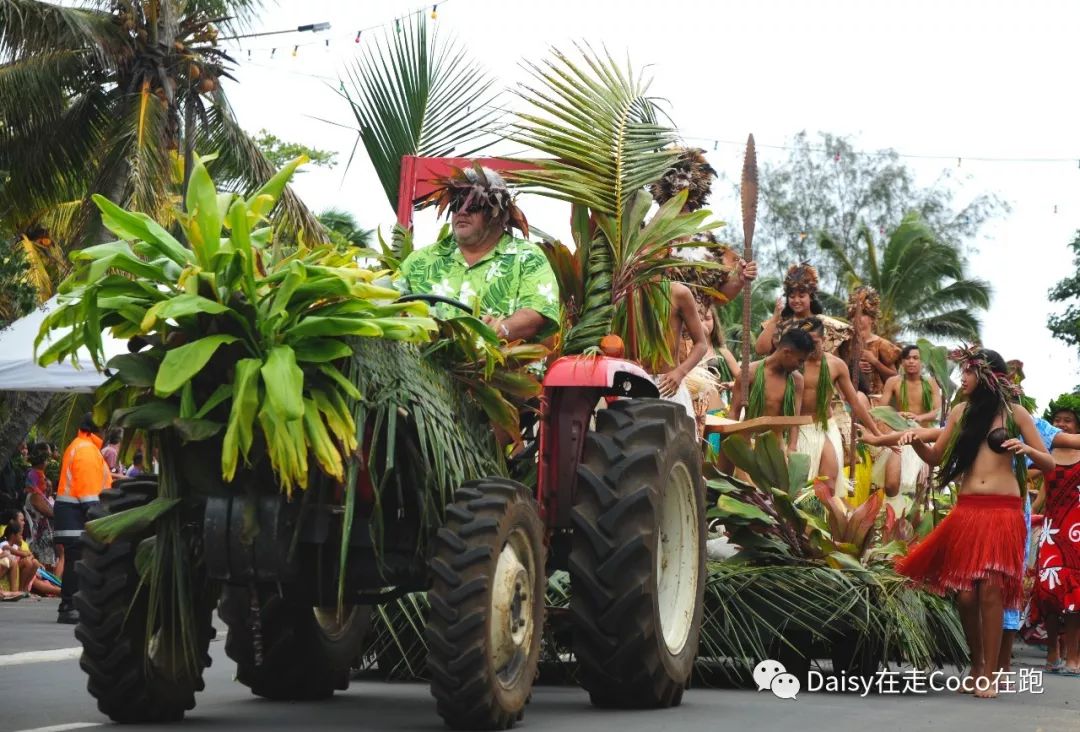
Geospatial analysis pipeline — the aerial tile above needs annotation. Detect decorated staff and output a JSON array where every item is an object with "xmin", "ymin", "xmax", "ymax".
[
  {"xmin": 738, "ymin": 134, "xmax": 758, "ymax": 415},
  {"xmin": 846, "ymin": 293, "xmax": 865, "ymax": 485}
]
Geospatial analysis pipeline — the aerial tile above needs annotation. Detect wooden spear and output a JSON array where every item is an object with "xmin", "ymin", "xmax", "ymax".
[
  {"xmin": 847, "ymin": 296, "xmax": 864, "ymax": 482},
  {"xmin": 738, "ymin": 135, "xmax": 758, "ymax": 417}
]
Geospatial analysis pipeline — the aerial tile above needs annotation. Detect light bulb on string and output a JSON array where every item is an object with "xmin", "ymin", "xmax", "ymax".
[
  {"xmin": 354, "ymin": 30, "xmax": 361, "ymax": 43},
  {"xmin": 395, "ymin": 18, "xmax": 401, "ymax": 33},
  {"xmin": 431, "ymin": 4, "xmax": 438, "ymax": 19},
  {"xmin": 270, "ymin": 47, "xmax": 276, "ymax": 58},
  {"xmin": 291, "ymin": 45, "xmax": 298, "ymax": 57}
]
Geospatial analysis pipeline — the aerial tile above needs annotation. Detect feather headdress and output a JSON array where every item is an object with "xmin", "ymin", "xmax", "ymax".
[
  {"xmin": 783, "ymin": 262, "xmax": 819, "ymax": 295},
  {"xmin": 667, "ymin": 231, "xmax": 734, "ymax": 304},
  {"xmin": 649, "ymin": 147, "xmax": 717, "ymax": 212},
  {"xmin": 949, "ymin": 344, "xmax": 1021, "ymax": 403},
  {"xmin": 414, "ymin": 163, "xmax": 529, "ymax": 237},
  {"xmin": 847, "ymin": 285, "xmax": 881, "ymax": 320}
]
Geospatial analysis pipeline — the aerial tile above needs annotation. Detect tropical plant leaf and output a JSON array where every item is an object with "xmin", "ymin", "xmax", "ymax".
[
  {"xmin": 85, "ymin": 497, "xmax": 181, "ymax": 543},
  {"xmin": 714, "ymin": 495, "xmax": 776, "ymax": 525},
  {"xmin": 154, "ymin": 334, "xmax": 238, "ymax": 397},
  {"xmin": 870, "ymin": 405, "xmax": 914, "ymax": 431}
]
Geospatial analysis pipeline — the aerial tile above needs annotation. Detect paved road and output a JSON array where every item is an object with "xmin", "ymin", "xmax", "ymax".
[{"xmin": 2, "ymin": 599, "xmax": 1078, "ymax": 732}]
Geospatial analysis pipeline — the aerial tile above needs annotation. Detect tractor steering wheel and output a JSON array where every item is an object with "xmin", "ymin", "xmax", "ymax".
[{"xmin": 398, "ymin": 293, "xmax": 474, "ymax": 315}]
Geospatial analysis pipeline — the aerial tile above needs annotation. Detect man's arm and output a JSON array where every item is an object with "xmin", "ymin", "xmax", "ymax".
[
  {"xmin": 658, "ymin": 284, "xmax": 707, "ymax": 397},
  {"xmin": 833, "ymin": 355, "xmax": 881, "ymax": 436},
  {"xmin": 880, "ymin": 376, "xmax": 899, "ymax": 412},
  {"xmin": 494, "ymin": 245, "xmax": 561, "ymax": 342},
  {"xmin": 716, "ymin": 250, "xmax": 757, "ymax": 303},
  {"xmin": 485, "ymin": 309, "xmax": 546, "ymax": 342}
]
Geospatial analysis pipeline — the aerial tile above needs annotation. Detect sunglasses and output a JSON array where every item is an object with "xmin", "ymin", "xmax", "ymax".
[{"xmin": 449, "ymin": 197, "xmax": 486, "ymax": 214}]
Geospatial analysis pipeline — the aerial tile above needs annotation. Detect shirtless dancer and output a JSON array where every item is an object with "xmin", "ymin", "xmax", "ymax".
[
  {"xmin": 842, "ymin": 286, "xmax": 899, "ymax": 401},
  {"xmin": 729, "ymin": 328, "xmax": 813, "ymax": 452},
  {"xmin": 652, "ymin": 281, "xmax": 710, "ymax": 419},
  {"xmin": 877, "ymin": 345, "xmax": 942, "ymax": 513},
  {"xmin": 792, "ymin": 318, "xmax": 883, "ymax": 496}
]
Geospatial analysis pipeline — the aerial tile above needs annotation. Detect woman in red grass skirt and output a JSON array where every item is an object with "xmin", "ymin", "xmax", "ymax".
[{"xmin": 894, "ymin": 347, "xmax": 1053, "ymax": 698}]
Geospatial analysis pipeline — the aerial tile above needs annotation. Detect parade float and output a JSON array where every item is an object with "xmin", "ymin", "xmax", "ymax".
[{"xmin": 30, "ymin": 17, "xmax": 975, "ymax": 727}]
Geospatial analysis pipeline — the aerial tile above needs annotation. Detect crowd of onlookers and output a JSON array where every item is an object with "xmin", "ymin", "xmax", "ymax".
[{"xmin": 0, "ymin": 422, "xmax": 147, "ymax": 615}]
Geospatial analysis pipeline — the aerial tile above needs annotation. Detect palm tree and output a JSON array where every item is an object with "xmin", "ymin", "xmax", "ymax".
[
  {"xmin": 818, "ymin": 211, "xmax": 991, "ymax": 342},
  {"xmin": 318, "ymin": 208, "xmax": 372, "ymax": 248},
  {"xmin": 0, "ymin": 0, "xmax": 324, "ymax": 255},
  {"xmin": 339, "ymin": 14, "xmax": 501, "ymax": 212}
]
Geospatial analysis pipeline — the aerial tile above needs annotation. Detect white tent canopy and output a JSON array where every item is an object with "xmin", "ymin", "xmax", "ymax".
[{"xmin": 0, "ymin": 298, "xmax": 127, "ymax": 393}]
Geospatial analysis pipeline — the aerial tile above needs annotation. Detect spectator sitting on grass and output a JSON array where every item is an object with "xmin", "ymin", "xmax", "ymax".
[
  {"xmin": 0, "ymin": 516, "xmax": 59, "ymax": 598},
  {"xmin": 0, "ymin": 541, "xmax": 24, "ymax": 600}
]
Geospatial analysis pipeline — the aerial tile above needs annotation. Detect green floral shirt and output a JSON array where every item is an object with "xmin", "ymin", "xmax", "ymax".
[{"xmin": 397, "ymin": 233, "xmax": 561, "ymax": 337}]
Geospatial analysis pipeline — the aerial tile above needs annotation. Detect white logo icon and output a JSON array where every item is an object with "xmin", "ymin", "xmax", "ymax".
[
  {"xmin": 770, "ymin": 672, "xmax": 801, "ymax": 699},
  {"xmin": 753, "ymin": 659, "xmax": 801, "ymax": 699}
]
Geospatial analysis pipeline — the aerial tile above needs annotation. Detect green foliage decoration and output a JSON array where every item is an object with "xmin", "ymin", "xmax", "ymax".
[{"xmin": 36, "ymin": 155, "xmax": 438, "ymax": 495}]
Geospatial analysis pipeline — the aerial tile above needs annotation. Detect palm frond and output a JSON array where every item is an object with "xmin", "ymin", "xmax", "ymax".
[
  {"xmin": 0, "ymin": 86, "xmax": 113, "ymax": 227},
  {"xmin": 35, "ymin": 392, "xmax": 95, "ymax": 447},
  {"xmin": 507, "ymin": 43, "xmax": 679, "ymax": 234},
  {"xmin": 0, "ymin": 0, "xmax": 123, "ymax": 64},
  {"xmin": 906, "ymin": 277, "xmax": 992, "ymax": 315},
  {"xmin": 817, "ymin": 230, "xmax": 860, "ymax": 282},
  {"xmin": 904, "ymin": 308, "xmax": 982, "ymax": 341},
  {"xmin": 341, "ymin": 13, "xmax": 501, "ymax": 211}
]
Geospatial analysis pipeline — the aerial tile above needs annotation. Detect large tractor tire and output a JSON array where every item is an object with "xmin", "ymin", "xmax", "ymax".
[
  {"xmin": 427, "ymin": 478, "xmax": 546, "ymax": 730},
  {"xmin": 76, "ymin": 477, "xmax": 215, "ymax": 722},
  {"xmin": 569, "ymin": 399, "xmax": 706, "ymax": 708},
  {"xmin": 218, "ymin": 585, "xmax": 371, "ymax": 700}
]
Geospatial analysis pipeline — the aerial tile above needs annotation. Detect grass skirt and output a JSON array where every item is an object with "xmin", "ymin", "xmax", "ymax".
[{"xmin": 895, "ymin": 493, "xmax": 1026, "ymax": 609}]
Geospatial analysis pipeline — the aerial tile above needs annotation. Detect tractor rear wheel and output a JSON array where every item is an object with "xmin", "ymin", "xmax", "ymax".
[
  {"xmin": 427, "ymin": 478, "xmax": 545, "ymax": 730},
  {"xmin": 569, "ymin": 399, "xmax": 706, "ymax": 708},
  {"xmin": 76, "ymin": 477, "xmax": 215, "ymax": 722},
  {"xmin": 218, "ymin": 586, "xmax": 371, "ymax": 700}
]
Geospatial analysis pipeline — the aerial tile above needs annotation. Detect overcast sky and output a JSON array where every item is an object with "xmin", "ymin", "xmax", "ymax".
[{"xmin": 223, "ymin": 0, "xmax": 1080, "ymax": 409}]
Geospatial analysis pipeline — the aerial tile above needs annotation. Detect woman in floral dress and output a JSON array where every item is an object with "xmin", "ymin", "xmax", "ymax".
[{"xmin": 1035, "ymin": 446, "xmax": 1080, "ymax": 674}]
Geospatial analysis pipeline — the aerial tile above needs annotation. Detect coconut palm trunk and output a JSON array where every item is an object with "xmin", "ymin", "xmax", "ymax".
[{"xmin": 0, "ymin": 391, "xmax": 51, "ymax": 467}]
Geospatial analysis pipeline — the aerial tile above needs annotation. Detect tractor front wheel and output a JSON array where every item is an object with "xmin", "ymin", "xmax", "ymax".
[
  {"xmin": 76, "ymin": 477, "xmax": 215, "ymax": 722},
  {"xmin": 427, "ymin": 478, "xmax": 546, "ymax": 730},
  {"xmin": 570, "ymin": 399, "xmax": 706, "ymax": 708}
]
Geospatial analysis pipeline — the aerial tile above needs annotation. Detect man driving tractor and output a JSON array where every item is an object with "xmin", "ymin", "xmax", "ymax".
[{"xmin": 398, "ymin": 164, "xmax": 560, "ymax": 343}]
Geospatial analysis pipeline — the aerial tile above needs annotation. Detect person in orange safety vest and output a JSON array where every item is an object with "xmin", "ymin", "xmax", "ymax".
[{"xmin": 54, "ymin": 412, "xmax": 111, "ymax": 624}]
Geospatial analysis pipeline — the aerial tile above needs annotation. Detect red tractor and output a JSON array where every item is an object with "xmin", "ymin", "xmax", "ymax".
[{"xmin": 73, "ymin": 159, "xmax": 706, "ymax": 730}]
